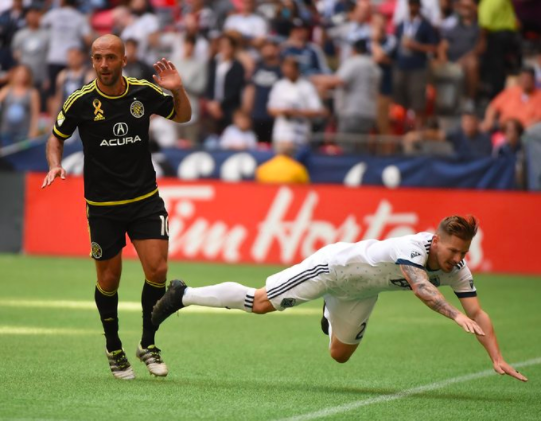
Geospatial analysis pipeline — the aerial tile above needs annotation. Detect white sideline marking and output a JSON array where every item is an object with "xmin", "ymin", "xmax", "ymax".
[
  {"xmin": 276, "ymin": 357, "xmax": 541, "ymax": 421},
  {"xmin": 0, "ymin": 299, "xmax": 321, "ymax": 316},
  {"xmin": 0, "ymin": 326, "xmax": 102, "ymax": 335}
]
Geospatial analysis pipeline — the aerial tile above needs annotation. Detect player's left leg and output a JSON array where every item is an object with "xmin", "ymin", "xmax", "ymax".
[
  {"xmin": 128, "ymin": 194, "xmax": 170, "ymax": 377},
  {"xmin": 324, "ymin": 295, "xmax": 378, "ymax": 364}
]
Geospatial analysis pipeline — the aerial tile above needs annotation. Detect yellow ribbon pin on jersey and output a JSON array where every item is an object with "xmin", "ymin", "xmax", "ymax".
[{"xmin": 93, "ymin": 99, "xmax": 104, "ymax": 121}]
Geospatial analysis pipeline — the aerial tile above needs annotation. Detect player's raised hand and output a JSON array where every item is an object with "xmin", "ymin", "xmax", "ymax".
[
  {"xmin": 41, "ymin": 166, "xmax": 66, "ymax": 189},
  {"xmin": 453, "ymin": 313, "xmax": 485, "ymax": 336},
  {"xmin": 152, "ymin": 58, "xmax": 183, "ymax": 92},
  {"xmin": 493, "ymin": 360, "xmax": 528, "ymax": 382}
]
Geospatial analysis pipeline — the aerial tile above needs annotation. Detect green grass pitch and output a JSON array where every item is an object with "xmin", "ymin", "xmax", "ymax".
[{"xmin": 0, "ymin": 254, "xmax": 540, "ymax": 420}]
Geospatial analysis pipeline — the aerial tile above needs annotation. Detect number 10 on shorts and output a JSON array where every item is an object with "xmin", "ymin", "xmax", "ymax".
[{"xmin": 159, "ymin": 215, "xmax": 169, "ymax": 236}]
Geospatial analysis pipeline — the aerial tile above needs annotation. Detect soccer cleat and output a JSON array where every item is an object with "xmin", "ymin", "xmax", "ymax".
[
  {"xmin": 136, "ymin": 344, "xmax": 168, "ymax": 377},
  {"xmin": 105, "ymin": 348, "xmax": 135, "ymax": 380},
  {"xmin": 151, "ymin": 279, "xmax": 187, "ymax": 326},
  {"xmin": 321, "ymin": 301, "xmax": 329, "ymax": 336}
]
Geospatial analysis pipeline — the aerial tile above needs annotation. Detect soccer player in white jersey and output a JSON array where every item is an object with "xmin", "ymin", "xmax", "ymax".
[{"xmin": 152, "ymin": 215, "xmax": 527, "ymax": 382}]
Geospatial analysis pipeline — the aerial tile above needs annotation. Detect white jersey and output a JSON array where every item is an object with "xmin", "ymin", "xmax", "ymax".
[{"xmin": 314, "ymin": 232, "xmax": 476, "ymax": 300}]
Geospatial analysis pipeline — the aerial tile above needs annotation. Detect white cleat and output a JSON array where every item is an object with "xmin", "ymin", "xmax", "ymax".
[
  {"xmin": 105, "ymin": 348, "xmax": 136, "ymax": 380},
  {"xmin": 136, "ymin": 344, "xmax": 168, "ymax": 377}
]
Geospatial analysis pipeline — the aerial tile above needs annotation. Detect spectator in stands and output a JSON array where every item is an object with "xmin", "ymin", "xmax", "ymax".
[
  {"xmin": 368, "ymin": 11, "xmax": 397, "ymax": 136},
  {"xmin": 0, "ymin": 0, "xmax": 26, "ymax": 84},
  {"xmin": 267, "ymin": 55, "xmax": 327, "ymax": 148},
  {"xmin": 478, "ymin": 0, "xmax": 521, "ymax": 99},
  {"xmin": 220, "ymin": 109, "xmax": 258, "ymax": 150},
  {"xmin": 120, "ymin": 0, "xmax": 160, "ymax": 66},
  {"xmin": 255, "ymin": 141, "xmax": 310, "ymax": 184},
  {"xmin": 53, "ymin": 47, "xmax": 93, "ymax": 116},
  {"xmin": 393, "ymin": 0, "xmax": 442, "ymax": 28},
  {"xmin": 11, "ymin": 5, "xmax": 49, "ymax": 100},
  {"xmin": 181, "ymin": 0, "xmax": 216, "ymax": 37},
  {"xmin": 328, "ymin": 0, "xmax": 372, "ymax": 65},
  {"xmin": 446, "ymin": 112, "xmax": 492, "ymax": 157},
  {"xmin": 243, "ymin": 36, "xmax": 282, "ymax": 144},
  {"xmin": 172, "ymin": 34, "xmax": 207, "ymax": 146},
  {"xmin": 393, "ymin": 0, "xmax": 439, "ymax": 129},
  {"xmin": 402, "ymin": 111, "xmax": 492, "ymax": 157},
  {"xmin": 282, "ymin": 18, "xmax": 331, "ymax": 77},
  {"xmin": 0, "ymin": 65, "xmax": 40, "ymax": 145},
  {"xmin": 494, "ymin": 118, "xmax": 524, "ymax": 157},
  {"xmin": 312, "ymin": 39, "xmax": 381, "ymax": 151},
  {"xmin": 123, "ymin": 38, "xmax": 153, "ymax": 81},
  {"xmin": 161, "ymin": 13, "xmax": 210, "ymax": 65},
  {"xmin": 438, "ymin": 0, "xmax": 481, "ymax": 107},
  {"xmin": 41, "ymin": 0, "xmax": 93, "ymax": 112},
  {"xmin": 481, "ymin": 67, "xmax": 541, "ymax": 130},
  {"xmin": 223, "ymin": 0, "xmax": 268, "ymax": 48},
  {"xmin": 205, "ymin": 33, "xmax": 245, "ymax": 133},
  {"xmin": 271, "ymin": 0, "xmax": 300, "ymax": 39}
]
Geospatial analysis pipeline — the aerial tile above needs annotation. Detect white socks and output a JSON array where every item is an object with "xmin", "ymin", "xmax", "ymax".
[{"xmin": 182, "ymin": 282, "xmax": 257, "ymax": 313}]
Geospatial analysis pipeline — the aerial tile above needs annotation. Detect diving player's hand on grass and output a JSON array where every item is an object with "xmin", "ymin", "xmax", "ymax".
[
  {"xmin": 493, "ymin": 360, "xmax": 528, "ymax": 382},
  {"xmin": 41, "ymin": 166, "xmax": 66, "ymax": 188},
  {"xmin": 152, "ymin": 58, "xmax": 183, "ymax": 92},
  {"xmin": 453, "ymin": 313, "xmax": 485, "ymax": 336}
]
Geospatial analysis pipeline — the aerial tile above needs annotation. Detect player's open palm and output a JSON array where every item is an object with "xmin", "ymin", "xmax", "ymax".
[
  {"xmin": 453, "ymin": 313, "xmax": 485, "ymax": 336},
  {"xmin": 494, "ymin": 360, "xmax": 528, "ymax": 382},
  {"xmin": 41, "ymin": 166, "xmax": 66, "ymax": 188},
  {"xmin": 152, "ymin": 58, "xmax": 183, "ymax": 92}
]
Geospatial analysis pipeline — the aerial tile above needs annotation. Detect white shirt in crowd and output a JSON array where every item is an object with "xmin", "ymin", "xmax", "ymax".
[
  {"xmin": 267, "ymin": 77, "xmax": 323, "ymax": 146},
  {"xmin": 220, "ymin": 125, "xmax": 258, "ymax": 150},
  {"xmin": 223, "ymin": 13, "xmax": 268, "ymax": 39},
  {"xmin": 41, "ymin": 6, "xmax": 91, "ymax": 65},
  {"xmin": 121, "ymin": 12, "xmax": 160, "ymax": 65},
  {"xmin": 393, "ymin": 0, "xmax": 441, "ymax": 27}
]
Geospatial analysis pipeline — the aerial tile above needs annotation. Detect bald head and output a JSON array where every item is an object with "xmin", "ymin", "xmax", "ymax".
[{"xmin": 92, "ymin": 34, "xmax": 125, "ymax": 57}]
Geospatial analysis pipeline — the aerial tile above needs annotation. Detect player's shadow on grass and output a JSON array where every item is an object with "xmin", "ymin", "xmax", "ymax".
[{"xmin": 136, "ymin": 377, "xmax": 512, "ymax": 403}]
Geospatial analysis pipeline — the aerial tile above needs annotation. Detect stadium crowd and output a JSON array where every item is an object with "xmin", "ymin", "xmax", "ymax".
[{"xmin": 0, "ymin": 0, "xmax": 540, "ymax": 185}]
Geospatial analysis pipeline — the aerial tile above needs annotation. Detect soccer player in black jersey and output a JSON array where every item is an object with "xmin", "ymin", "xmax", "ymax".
[{"xmin": 41, "ymin": 34, "xmax": 191, "ymax": 380}]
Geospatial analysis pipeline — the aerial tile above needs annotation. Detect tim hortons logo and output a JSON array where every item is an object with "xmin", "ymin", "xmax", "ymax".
[{"xmin": 159, "ymin": 186, "xmax": 483, "ymax": 268}]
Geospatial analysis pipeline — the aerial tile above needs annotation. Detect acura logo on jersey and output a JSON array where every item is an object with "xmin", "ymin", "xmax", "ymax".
[{"xmin": 113, "ymin": 122, "xmax": 128, "ymax": 137}]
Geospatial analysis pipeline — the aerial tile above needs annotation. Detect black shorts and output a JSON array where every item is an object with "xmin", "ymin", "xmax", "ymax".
[{"xmin": 87, "ymin": 193, "xmax": 169, "ymax": 260}]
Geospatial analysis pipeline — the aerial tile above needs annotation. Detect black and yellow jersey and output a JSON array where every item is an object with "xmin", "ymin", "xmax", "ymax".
[{"xmin": 52, "ymin": 76, "xmax": 175, "ymax": 205}]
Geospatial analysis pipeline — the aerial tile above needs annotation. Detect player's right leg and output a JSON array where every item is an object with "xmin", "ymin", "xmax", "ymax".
[{"xmin": 88, "ymin": 204, "xmax": 133, "ymax": 379}]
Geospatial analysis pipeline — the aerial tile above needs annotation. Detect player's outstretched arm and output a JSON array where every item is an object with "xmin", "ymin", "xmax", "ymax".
[
  {"xmin": 459, "ymin": 296, "xmax": 528, "ymax": 382},
  {"xmin": 41, "ymin": 135, "xmax": 66, "ymax": 188},
  {"xmin": 152, "ymin": 58, "xmax": 192, "ymax": 123},
  {"xmin": 400, "ymin": 265, "xmax": 485, "ymax": 335}
]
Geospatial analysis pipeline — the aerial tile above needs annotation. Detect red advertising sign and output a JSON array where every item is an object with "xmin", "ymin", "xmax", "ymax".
[{"xmin": 24, "ymin": 173, "xmax": 541, "ymax": 274}]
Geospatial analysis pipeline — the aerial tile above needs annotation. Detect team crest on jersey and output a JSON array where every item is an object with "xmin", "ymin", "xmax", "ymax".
[
  {"xmin": 56, "ymin": 111, "xmax": 65, "ymax": 127},
  {"xmin": 469, "ymin": 279, "xmax": 474, "ymax": 289},
  {"xmin": 91, "ymin": 242, "xmax": 103, "ymax": 259},
  {"xmin": 93, "ymin": 99, "xmax": 104, "ymax": 121},
  {"xmin": 130, "ymin": 100, "xmax": 144, "ymax": 118},
  {"xmin": 281, "ymin": 298, "xmax": 296, "ymax": 308}
]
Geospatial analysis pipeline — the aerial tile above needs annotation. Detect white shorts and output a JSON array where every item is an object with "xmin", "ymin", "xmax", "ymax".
[
  {"xmin": 265, "ymin": 257, "xmax": 333, "ymax": 310},
  {"xmin": 324, "ymin": 294, "xmax": 378, "ymax": 345},
  {"xmin": 265, "ymin": 255, "xmax": 378, "ymax": 345}
]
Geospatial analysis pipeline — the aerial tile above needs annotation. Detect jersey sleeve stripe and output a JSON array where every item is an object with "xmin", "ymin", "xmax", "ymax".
[
  {"xmin": 454, "ymin": 291, "xmax": 477, "ymax": 298},
  {"xmin": 165, "ymin": 106, "xmax": 175, "ymax": 120},
  {"xmin": 64, "ymin": 83, "xmax": 96, "ymax": 111},
  {"xmin": 53, "ymin": 126, "xmax": 70, "ymax": 139},
  {"xmin": 395, "ymin": 259, "xmax": 425, "ymax": 270},
  {"xmin": 128, "ymin": 78, "xmax": 164, "ymax": 95}
]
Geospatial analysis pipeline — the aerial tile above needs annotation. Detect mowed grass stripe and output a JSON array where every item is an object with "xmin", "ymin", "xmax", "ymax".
[
  {"xmin": 277, "ymin": 357, "xmax": 541, "ymax": 421},
  {"xmin": 0, "ymin": 299, "xmax": 321, "ymax": 316}
]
